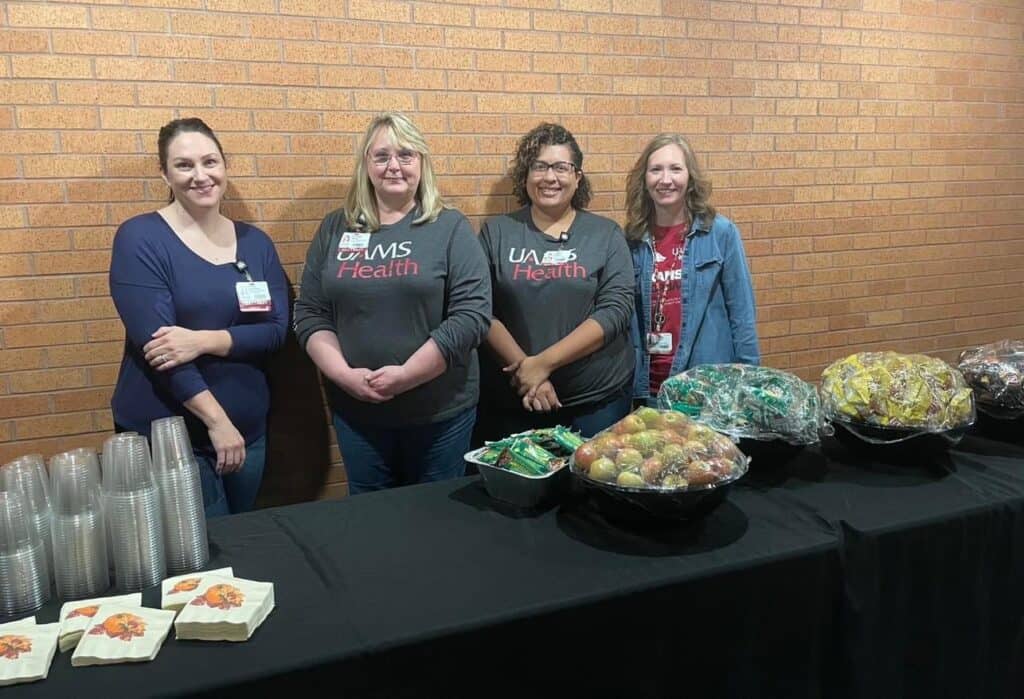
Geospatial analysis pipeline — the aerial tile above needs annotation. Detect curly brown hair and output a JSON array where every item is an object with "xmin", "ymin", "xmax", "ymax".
[
  {"xmin": 509, "ymin": 123, "xmax": 592, "ymax": 210},
  {"xmin": 624, "ymin": 133, "xmax": 715, "ymax": 242}
]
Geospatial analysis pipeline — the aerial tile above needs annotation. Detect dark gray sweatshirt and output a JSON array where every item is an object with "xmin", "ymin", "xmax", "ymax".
[
  {"xmin": 294, "ymin": 206, "xmax": 491, "ymax": 425},
  {"xmin": 479, "ymin": 207, "xmax": 635, "ymax": 408}
]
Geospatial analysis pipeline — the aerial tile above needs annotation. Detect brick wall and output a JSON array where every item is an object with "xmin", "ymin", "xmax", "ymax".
[{"xmin": 1, "ymin": 0, "xmax": 1022, "ymax": 499}]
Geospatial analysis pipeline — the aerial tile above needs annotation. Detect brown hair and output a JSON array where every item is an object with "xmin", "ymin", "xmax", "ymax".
[
  {"xmin": 624, "ymin": 133, "xmax": 715, "ymax": 241},
  {"xmin": 157, "ymin": 117, "xmax": 226, "ymax": 204},
  {"xmin": 509, "ymin": 123, "xmax": 592, "ymax": 210}
]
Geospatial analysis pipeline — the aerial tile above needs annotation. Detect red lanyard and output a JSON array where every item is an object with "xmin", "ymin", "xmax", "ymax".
[{"xmin": 651, "ymin": 229, "xmax": 685, "ymax": 333}]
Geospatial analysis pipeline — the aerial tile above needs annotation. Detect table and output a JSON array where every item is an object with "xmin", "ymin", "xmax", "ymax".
[
  {"xmin": 745, "ymin": 429, "xmax": 1024, "ymax": 699},
  {"xmin": 8, "ymin": 428, "xmax": 1024, "ymax": 698}
]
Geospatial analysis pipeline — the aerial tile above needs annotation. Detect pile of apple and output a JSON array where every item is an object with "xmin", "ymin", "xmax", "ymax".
[{"xmin": 572, "ymin": 407, "xmax": 747, "ymax": 490}]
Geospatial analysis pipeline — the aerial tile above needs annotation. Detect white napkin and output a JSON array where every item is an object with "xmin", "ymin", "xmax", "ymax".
[
  {"xmin": 0, "ymin": 622, "xmax": 59, "ymax": 686},
  {"xmin": 160, "ymin": 566, "xmax": 234, "ymax": 613},
  {"xmin": 58, "ymin": 593, "xmax": 142, "ymax": 652},
  {"xmin": 71, "ymin": 604, "xmax": 174, "ymax": 667},
  {"xmin": 174, "ymin": 574, "xmax": 274, "ymax": 642}
]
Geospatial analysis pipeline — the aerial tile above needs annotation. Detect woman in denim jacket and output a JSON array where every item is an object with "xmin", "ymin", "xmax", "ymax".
[{"xmin": 625, "ymin": 134, "xmax": 760, "ymax": 405}]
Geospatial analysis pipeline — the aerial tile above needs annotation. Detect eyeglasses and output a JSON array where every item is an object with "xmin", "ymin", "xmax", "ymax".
[
  {"xmin": 370, "ymin": 150, "xmax": 419, "ymax": 167},
  {"xmin": 529, "ymin": 160, "xmax": 577, "ymax": 176}
]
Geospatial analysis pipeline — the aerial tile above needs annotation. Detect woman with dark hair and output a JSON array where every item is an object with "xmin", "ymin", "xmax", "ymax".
[
  {"xmin": 293, "ymin": 113, "xmax": 490, "ymax": 494},
  {"xmin": 109, "ymin": 118, "xmax": 288, "ymax": 516},
  {"xmin": 625, "ymin": 133, "xmax": 759, "ymax": 405},
  {"xmin": 477, "ymin": 123, "xmax": 634, "ymax": 440}
]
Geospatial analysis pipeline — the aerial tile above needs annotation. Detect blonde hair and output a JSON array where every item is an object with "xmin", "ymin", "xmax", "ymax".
[
  {"xmin": 624, "ymin": 133, "xmax": 715, "ymax": 241},
  {"xmin": 344, "ymin": 112, "xmax": 446, "ymax": 231}
]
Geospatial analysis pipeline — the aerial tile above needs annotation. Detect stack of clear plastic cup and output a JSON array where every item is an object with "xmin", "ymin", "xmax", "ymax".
[
  {"xmin": 1, "ymin": 454, "xmax": 53, "ymax": 589},
  {"xmin": 150, "ymin": 417, "xmax": 209, "ymax": 574},
  {"xmin": 101, "ymin": 433, "xmax": 136, "ymax": 478},
  {"xmin": 0, "ymin": 491, "xmax": 50, "ymax": 616},
  {"xmin": 50, "ymin": 450, "xmax": 109, "ymax": 600},
  {"xmin": 102, "ymin": 434, "xmax": 165, "ymax": 591}
]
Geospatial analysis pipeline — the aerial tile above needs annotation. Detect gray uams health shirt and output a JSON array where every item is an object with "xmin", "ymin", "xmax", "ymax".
[
  {"xmin": 294, "ymin": 207, "xmax": 491, "ymax": 426},
  {"xmin": 480, "ymin": 207, "xmax": 635, "ymax": 409}
]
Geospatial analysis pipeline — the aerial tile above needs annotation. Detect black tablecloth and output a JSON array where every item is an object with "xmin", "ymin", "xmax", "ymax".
[
  {"xmin": 7, "ymin": 430, "xmax": 1024, "ymax": 698},
  {"xmin": 743, "ymin": 431, "xmax": 1024, "ymax": 699}
]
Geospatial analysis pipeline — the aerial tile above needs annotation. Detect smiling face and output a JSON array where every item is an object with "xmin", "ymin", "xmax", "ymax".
[
  {"xmin": 365, "ymin": 127, "xmax": 421, "ymax": 208},
  {"xmin": 525, "ymin": 144, "xmax": 581, "ymax": 216},
  {"xmin": 161, "ymin": 131, "xmax": 226, "ymax": 211},
  {"xmin": 645, "ymin": 144, "xmax": 690, "ymax": 215}
]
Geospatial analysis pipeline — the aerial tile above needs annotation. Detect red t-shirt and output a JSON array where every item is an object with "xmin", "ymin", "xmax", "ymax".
[{"xmin": 649, "ymin": 223, "xmax": 687, "ymax": 396}]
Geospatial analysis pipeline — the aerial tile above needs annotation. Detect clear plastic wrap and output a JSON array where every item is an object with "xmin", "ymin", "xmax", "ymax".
[
  {"xmin": 569, "ymin": 408, "xmax": 748, "ymax": 523},
  {"xmin": 656, "ymin": 364, "xmax": 829, "ymax": 445},
  {"xmin": 571, "ymin": 407, "xmax": 748, "ymax": 491},
  {"xmin": 820, "ymin": 351, "xmax": 975, "ymax": 443},
  {"xmin": 957, "ymin": 340, "xmax": 1024, "ymax": 419}
]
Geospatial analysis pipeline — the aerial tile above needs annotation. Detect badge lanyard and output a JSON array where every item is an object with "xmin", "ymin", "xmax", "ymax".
[
  {"xmin": 647, "ymin": 229, "xmax": 684, "ymax": 355},
  {"xmin": 234, "ymin": 260, "xmax": 273, "ymax": 312}
]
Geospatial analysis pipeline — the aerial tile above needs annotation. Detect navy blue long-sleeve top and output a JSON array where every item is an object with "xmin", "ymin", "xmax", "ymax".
[{"xmin": 109, "ymin": 212, "xmax": 289, "ymax": 451}]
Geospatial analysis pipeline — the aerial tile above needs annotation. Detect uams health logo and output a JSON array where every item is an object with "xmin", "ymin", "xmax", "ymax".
[
  {"xmin": 337, "ymin": 240, "xmax": 418, "ymax": 278},
  {"xmin": 507, "ymin": 247, "xmax": 587, "ymax": 281}
]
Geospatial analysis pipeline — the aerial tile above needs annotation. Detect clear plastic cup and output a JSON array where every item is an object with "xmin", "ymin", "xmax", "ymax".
[
  {"xmin": 49, "ymin": 454, "xmax": 110, "ymax": 600},
  {"xmin": 101, "ymin": 432, "xmax": 136, "ymax": 477},
  {"xmin": 105, "ymin": 487, "xmax": 165, "ymax": 591},
  {"xmin": 0, "ymin": 491, "xmax": 50, "ymax": 614},
  {"xmin": 50, "ymin": 452, "xmax": 103, "ymax": 517},
  {"xmin": 102, "ymin": 435, "xmax": 156, "ymax": 494},
  {"xmin": 151, "ymin": 416, "xmax": 194, "ymax": 468},
  {"xmin": 1, "ymin": 456, "xmax": 54, "ymax": 588},
  {"xmin": 150, "ymin": 417, "xmax": 210, "ymax": 574}
]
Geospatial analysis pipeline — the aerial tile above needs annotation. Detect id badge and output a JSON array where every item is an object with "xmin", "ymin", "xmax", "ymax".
[
  {"xmin": 236, "ymin": 281, "xmax": 272, "ymax": 312},
  {"xmin": 541, "ymin": 250, "xmax": 573, "ymax": 266},
  {"xmin": 646, "ymin": 332, "xmax": 673, "ymax": 355},
  {"xmin": 338, "ymin": 231, "xmax": 370, "ymax": 253}
]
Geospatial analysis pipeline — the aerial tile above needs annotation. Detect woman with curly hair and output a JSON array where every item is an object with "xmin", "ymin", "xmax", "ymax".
[
  {"xmin": 625, "ymin": 133, "xmax": 759, "ymax": 404},
  {"xmin": 476, "ymin": 123, "xmax": 634, "ymax": 440}
]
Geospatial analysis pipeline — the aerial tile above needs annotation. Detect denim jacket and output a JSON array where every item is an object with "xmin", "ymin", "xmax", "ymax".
[{"xmin": 629, "ymin": 213, "xmax": 760, "ymax": 400}]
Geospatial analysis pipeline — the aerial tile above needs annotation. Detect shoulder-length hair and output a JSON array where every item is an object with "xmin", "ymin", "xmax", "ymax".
[
  {"xmin": 624, "ymin": 133, "xmax": 715, "ymax": 242},
  {"xmin": 344, "ymin": 112, "xmax": 446, "ymax": 232},
  {"xmin": 509, "ymin": 123, "xmax": 592, "ymax": 210}
]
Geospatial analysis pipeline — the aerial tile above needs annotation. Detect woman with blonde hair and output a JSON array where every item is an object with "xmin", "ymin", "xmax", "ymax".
[
  {"xmin": 294, "ymin": 113, "xmax": 491, "ymax": 493},
  {"xmin": 625, "ymin": 133, "xmax": 759, "ymax": 404}
]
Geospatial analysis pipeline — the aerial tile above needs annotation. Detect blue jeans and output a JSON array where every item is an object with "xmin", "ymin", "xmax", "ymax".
[
  {"xmin": 332, "ymin": 407, "xmax": 475, "ymax": 495},
  {"xmin": 195, "ymin": 435, "xmax": 266, "ymax": 517}
]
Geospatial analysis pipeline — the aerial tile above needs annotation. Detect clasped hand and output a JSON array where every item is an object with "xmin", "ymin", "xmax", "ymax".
[
  {"xmin": 503, "ymin": 356, "xmax": 561, "ymax": 412},
  {"xmin": 341, "ymin": 365, "xmax": 414, "ymax": 403}
]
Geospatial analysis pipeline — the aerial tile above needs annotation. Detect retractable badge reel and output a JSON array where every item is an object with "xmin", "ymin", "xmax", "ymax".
[
  {"xmin": 541, "ymin": 231, "xmax": 573, "ymax": 266},
  {"xmin": 234, "ymin": 261, "xmax": 272, "ymax": 312}
]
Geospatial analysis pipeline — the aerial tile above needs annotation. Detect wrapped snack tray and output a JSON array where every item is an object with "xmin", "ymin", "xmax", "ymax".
[
  {"xmin": 821, "ymin": 351, "xmax": 975, "ymax": 444},
  {"xmin": 957, "ymin": 340, "xmax": 1024, "ymax": 419},
  {"xmin": 656, "ymin": 363, "xmax": 827, "ymax": 445}
]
